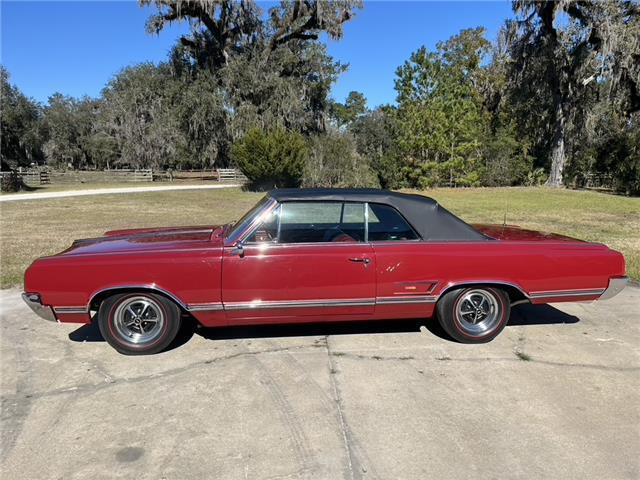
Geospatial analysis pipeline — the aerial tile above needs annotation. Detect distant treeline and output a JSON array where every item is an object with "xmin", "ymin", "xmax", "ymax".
[{"xmin": 1, "ymin": 1, "xmax": 638, "ymax": 194}]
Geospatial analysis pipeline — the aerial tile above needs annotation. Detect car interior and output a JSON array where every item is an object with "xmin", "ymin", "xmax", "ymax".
[{"xmin": 247, "ymin": 201, "xmax": 419, "ymax": 244}]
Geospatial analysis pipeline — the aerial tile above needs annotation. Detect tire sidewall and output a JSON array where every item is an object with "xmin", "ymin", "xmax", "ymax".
[
  {"xmin": 438, "ymin": 287, "xmax": 510, "ymax": 343},
  {"xmin": 98, "ymin": 293, "xmax": 180, "ymax": 355}
]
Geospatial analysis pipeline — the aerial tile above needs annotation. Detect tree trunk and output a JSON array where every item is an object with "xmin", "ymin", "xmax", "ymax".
[{"xmin": 547, "ymin": 103, "xmax": 567, "ymax": 187}]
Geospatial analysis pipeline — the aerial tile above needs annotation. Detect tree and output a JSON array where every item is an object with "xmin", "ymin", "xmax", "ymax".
[
  {"xmin": 174, "ymin": 70, "xmax": 230, "ymax": 168},
  {"xmin": 303, "ymin": 130, "xmax": 379, "ymax": 187},
  {"xmin": 0, "ymin": 67, "xmax": 44, "ymax": 168},
  {"xmin": 350, "ymin": 106, "xmax": 404, "ymax": 188},
  {"xmin": 140, "ymin": 0, "xmax": 360, "ymax": 169},
  {"xmin": 99, "ymin": 64, "xmax": 185, "ymax": 169},
  {"xmin": 232, "ymin": 128, "xmax": 308, "ymax": 189},
  {"xmin": 141, "ymin": 0, "xmax": 362, "ymax": 71},
  {"xmin": 506, "ymin": 0, "xmax": 640, "ymax": 187},
  {"xmin": 142, "ymin": 0, "xmax": 263, "ymax": 71},
  {"xmin": 394, "ymin": 28, "xmax": 492, "ymax": 187},
  {"xmin": 330, "ymin": 90, "xmax": 367, "ymax": 128},
  {"xmin": 41, "ymin": 94, "xmax": 96, "ymax": 169},
  {"xmin": 268, "ymin": 0, "xmax": 362, "ymax": 50},
  {"xmin": 222, "ymin": 40, "xmax": 346, "ymax": 137}
]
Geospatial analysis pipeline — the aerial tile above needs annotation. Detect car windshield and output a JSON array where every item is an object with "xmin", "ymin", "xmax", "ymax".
[{"xmin": 226, "ymin": 196, "xmax": 271, "ymax": 242}]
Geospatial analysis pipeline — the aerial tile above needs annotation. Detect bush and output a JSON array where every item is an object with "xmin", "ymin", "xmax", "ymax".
[
  {"xmin": 524, "ymin": 167, "xmax": 547, "ymax": 186},
  {"xmin": 232, "ymin": 128, "xmax": 308, "ymax": 190},
  {"xmin": 0, "ymin": 171, "xmax": 24, "ymax": 192},
  {"xmin": 303, "ymin": 132, "xmax": 380, "ymax": 188}
]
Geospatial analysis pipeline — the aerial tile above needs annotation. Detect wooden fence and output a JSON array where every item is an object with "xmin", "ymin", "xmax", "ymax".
[
  {"xmin": 217, "ymin": 168, "xmax": 248, "ymax": 182},
  {"xmin": 10, "ymin": 168, "xmax": 246, "ymax": 185},
  {"xmin": 102, "ymin": 169, "xmax": 153, "ymax": 182},
  {"xmin": 14, "ymin": 170, "xmax": 50, "ymax": 185}
]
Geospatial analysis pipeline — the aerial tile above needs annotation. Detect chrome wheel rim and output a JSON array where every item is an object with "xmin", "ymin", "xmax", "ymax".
[
  {"xmin": 455, "ymin": 289, "xmax": 500, "ymax": 335},
  {"xmin": 113, "ymin": 296, "xmax": 165, "ymax": 345}
]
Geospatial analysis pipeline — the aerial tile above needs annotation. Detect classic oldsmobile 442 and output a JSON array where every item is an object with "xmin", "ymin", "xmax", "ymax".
[{"xmin": 23, "ymin": 189, "xmax": 627, "ymax": 355}]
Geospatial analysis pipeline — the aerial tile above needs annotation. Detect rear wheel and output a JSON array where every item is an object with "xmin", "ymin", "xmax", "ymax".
[
  {"xmin": 436, "ymin": 287, "xmax": 510, "ymax": 343},
  {"xmin": 97, "ymin": 292, "xmax": 181, "ymax": 355}
]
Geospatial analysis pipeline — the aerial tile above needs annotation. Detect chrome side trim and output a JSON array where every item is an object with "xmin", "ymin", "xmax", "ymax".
[
  {"xmin": 89, "ymin": 285, "xmax": 190, "ymax": 311},
  {"xmin": 364, "ymin": 201, "xmax": 369, "ymax": 242},
  {"xmin": 224, "ymin": 296, "xmax": 440, "ymax": 311},
  {"xmin": 510, "ymin": 299, "xmax": 530, "ymax": 307},
  {"xmin": 599, "ymin": 277, "xmax": 628, "ymax": 301},
  {"xmin": 22, "ymin": 293, "xmax": 57, "ymax": 322},
  {"xmin": 224, "ymin": 298, "xmax": 376, "ymax": 311},
  {"xmin": 53, "ymin": 307, "xmax": 89, "ymax": 314},
  {"xmin": 376, "ymin": 295, "xmax": 437, "ymax": 305},
  {"xmin": 529, "ymin": 289, "xmax": 605, "ymax": 299},
  {"xmin": 240, "ymin": 242, "xmax": 366, "ymax": 249},
  {"xmin": 187, "ymin": 303, "xmax": 224, "ymax": 312}
]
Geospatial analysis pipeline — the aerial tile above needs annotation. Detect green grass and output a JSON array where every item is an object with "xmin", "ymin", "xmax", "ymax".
[{"xmin": 0, "ymin": 186, "xmax": 637, "ymax": 288}]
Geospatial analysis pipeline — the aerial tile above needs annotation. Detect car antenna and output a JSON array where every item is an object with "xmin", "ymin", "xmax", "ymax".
[{"xmin": 502, "ymin": 200, "xmax": 508, "ymax": 235}]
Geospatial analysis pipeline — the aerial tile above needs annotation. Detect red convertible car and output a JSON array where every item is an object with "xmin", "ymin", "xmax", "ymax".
[{"xmin": 23, "ymin": 189, "xmax": 627, "ymax": 355}]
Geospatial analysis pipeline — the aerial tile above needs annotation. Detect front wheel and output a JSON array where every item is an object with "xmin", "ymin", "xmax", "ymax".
[
  {"xmin": 436, "ymin": 287, "xmax": 510, "ymax": 343},
  {"xmin": 97, "ymin": 292, "xmax": 182, "ymax": 355}
]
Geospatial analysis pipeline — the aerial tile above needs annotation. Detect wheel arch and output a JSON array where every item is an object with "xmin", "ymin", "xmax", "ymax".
[
  {"xmin": 438, "ymin": 281, "xmax": 530, "ymax": 306},
  {"xmin": 89, "ymin": 285, "xmax": 189, "ymax": 313}
]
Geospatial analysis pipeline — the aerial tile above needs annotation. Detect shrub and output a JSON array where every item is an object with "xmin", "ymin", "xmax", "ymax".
[
  {"xmin": 303, "ymin": 132, "xmax": 380, "ymax": 188},
  {"xmin": 232, "ymin": 128, "xmax": 308, "ymax": 190},
  {"xmin": 0, "ymin": 171, "xmax": 24, "ymax": 192},
  {"xmin": 525, "ymin": 168, "xmax": 547, "ymax": 186}
]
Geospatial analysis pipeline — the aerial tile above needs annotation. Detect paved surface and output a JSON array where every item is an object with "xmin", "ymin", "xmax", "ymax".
[
  {"xmin": 0, "ymin": 184, "xmax": 241, "ymax": 202},
  {"xmin": 1, "ymin": 287, "xmax": 638, "ymax": 480}
]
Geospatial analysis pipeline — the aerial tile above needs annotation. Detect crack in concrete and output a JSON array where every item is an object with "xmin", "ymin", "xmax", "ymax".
[
  {"xmin": 1, "ymin": 343, "xmax": 324, "ymax": 404},
  {"xmin": 331, "ymin": 352, "xmax": 415, "ymax": 362},
  {"xmin": 324, "ymin": 336, "xmax": 357, "ymax": 480},
  {"xmin": 6, "ymin": 344, "xmax": 635, "ymax": 409},
  {"xmin": 434, "ymin": 356, "xmax": 639, "ymax": 372}
]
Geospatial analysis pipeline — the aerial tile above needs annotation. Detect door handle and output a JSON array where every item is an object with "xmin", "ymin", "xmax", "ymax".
[{"xmin": 348, "ymin": 257, "xmax": 371, "ymax": 264}]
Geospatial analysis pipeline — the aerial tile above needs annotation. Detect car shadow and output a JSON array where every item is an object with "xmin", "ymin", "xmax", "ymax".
[
  {"xmin": 508, "ymin": 303, "xmax": 580, "ymax": 326},
  {"xmin": 67, "ymin": 314, "xmax": 198, "ymax": 352},
  {"xmin": 67, "ymin": 304, "xmax": 580, "ymax": 347}
]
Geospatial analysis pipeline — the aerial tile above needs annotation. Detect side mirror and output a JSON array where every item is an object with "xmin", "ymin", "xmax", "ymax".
[{"xmin": 232, "ymin": 242, "xmax": 245, "ymax": 258}]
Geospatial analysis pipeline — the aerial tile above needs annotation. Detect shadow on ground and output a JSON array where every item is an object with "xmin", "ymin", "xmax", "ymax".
[
  {"xmin": 68, "ymin": 304, "xmax": 579, "ymax": 349},
  {"xmin": 509, "ymin": 303, "xmax": 579, "ymax": 326}
]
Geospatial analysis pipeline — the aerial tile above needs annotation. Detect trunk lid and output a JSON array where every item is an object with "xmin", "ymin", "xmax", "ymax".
[{"xmin": 473, "ymin": 224, "xmax": 586, "ymax": 243}]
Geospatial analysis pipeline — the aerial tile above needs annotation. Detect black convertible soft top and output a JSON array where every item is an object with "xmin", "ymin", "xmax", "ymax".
[{"xmin": 268, "ymin": 188, "xmax": 488, "ymax": 241}]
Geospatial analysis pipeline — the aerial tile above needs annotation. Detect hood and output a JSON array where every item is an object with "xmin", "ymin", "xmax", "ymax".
[
  {"xmin": 473, "ymin": 224, "xmax": 585, "ymax": 242},
  {"xmin": 57, "ymin": 225, "xmax": 225, "ymax": 257}
]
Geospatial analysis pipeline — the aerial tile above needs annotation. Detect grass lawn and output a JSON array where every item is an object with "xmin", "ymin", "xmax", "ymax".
[{"xmin": 1, "ymin": 186, "xmax": 638, "ymax": 288}]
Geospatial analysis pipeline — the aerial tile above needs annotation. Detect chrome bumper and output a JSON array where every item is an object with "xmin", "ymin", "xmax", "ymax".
[
  {"xmin": 22, "ymin": 293, "xmax": 57, "ymax": 322},
  {"xmin": 599, "ymin": 277, "xmax": 628, "ymax": 301}
]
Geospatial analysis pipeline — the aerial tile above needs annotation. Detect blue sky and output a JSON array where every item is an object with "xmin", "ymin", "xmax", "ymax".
[{"xmin": 1, "ymin": 1, "xmax": 513, "ymax": 107}]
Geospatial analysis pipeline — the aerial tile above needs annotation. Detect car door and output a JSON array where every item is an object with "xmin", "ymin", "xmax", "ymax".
[
  {"xmin": 222, "ymin": 201, "xmax": 376, "ymax": 323},
  {"xmin": 367, "ymin": 203, "xmax": 439, "ymax": 319}
]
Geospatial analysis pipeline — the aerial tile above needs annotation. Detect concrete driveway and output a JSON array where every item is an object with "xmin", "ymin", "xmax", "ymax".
[
  {"xmin": 1, "ymin": 287, "xmax": 638, "ymax": 480},
  {"xmin": 0, "ymin": 184, "xmax": 240, "ymax": 203}
]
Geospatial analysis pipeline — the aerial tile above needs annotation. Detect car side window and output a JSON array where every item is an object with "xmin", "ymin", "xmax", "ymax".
[
  {"xmin": 244, "ymin": 206, "xmax": 279, "ymax": 244},
  {"xmin": 279, "ymin": 202, "xmax": 365, "ymax": 243},
  {"xmin": 367, "ymin": 203, "xmax": 419, "ymax": 241}
]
